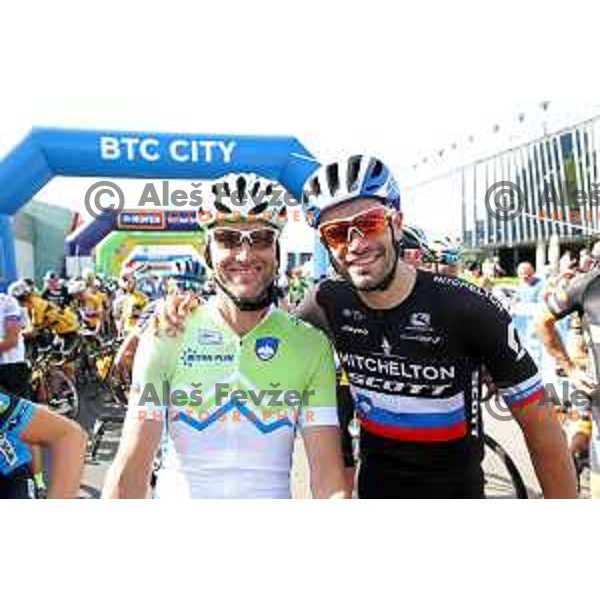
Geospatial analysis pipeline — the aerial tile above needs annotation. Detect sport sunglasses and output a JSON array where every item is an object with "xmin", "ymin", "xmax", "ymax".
[
  {"xmin": 319, "ymin": 206, "xmax": 392, "ymax": 251},
  {"xmin": 210, "ymin": 228, "xmax": 280, "ymax": 250}
]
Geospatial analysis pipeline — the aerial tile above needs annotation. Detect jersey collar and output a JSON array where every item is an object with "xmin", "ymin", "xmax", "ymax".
[{"xmin": 206, "ymin": 296, "xmax": 277, "ymax": 340}]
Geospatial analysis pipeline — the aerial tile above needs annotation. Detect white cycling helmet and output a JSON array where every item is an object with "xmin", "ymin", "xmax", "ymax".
[
  {"xmin": 302, "ymin": 155, "xmax": 401, "ymax": 229},
  {"xmin": 67, "ymin": 279, "xmax": 87, "ymax": 295},
  {"xmin": 8, "ymin": 279, "xmax": 33, "ymax": 300},
  {"xmin": 199, "ymin": 173, "xmax": 288, "ymax": 231}
]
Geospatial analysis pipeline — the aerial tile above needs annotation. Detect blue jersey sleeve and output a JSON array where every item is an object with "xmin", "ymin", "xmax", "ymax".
[{"xmin": 0, "ymin": 391, "xmax": 36, "ymax": 476}]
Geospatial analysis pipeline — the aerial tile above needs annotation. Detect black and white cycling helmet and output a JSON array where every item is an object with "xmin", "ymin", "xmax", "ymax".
[
  {"xmin": 199, "ymin": 173, "xmax": 288, "ymax": 312},
  {"xmin": 8, "ymin": 279, "xmax": 34, "ymax": 300},
  {"xmin": 200, "ymin": 173, "xmax": 288, "ymax": 231},
  {"xmin": 303, "ymin": 155, "xmax": 401, "ymax": 229}
]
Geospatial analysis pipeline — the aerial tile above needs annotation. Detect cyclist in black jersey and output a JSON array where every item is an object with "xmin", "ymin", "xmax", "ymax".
[
  {"xmin": 41, "ymin": 271, "xmax": 72, "ymax": 309},
  {"xmin": 297, "ymin": 155, "xmax": 577, "ymax": 499}
]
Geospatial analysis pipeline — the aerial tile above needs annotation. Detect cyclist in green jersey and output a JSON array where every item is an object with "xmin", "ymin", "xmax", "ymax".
[{"xmin": 102, "ymin": 174, "xmax": 347, "ymax": 499}]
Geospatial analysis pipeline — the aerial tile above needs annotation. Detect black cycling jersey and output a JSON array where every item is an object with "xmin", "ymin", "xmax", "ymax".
[
  {"xmin": 547, "ymin": 267, "xmax": 600, "ymax": 383},
  {"xmin": 296, "ymin": 271, "xmax": 542, "ymax": 498},
  {"xmin": 42, "ymin": 287, "xmax": 72, "ymax": 310}
]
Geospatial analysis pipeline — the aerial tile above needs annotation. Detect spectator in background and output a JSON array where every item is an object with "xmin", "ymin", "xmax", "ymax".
[
  {"xmin": 492, "ymin": 257, "xmax": 505, "ymax": 278},
  {"xmin": 482, "ymin": 258, "xmax": 495, "ymax": 279},
  {"xmin": 517, "ymin": 262, "xmax": 543, "ymax": 294},
  {"xmin": 513, "ymin": 262, "xmax": 545, "ymax": 371}
]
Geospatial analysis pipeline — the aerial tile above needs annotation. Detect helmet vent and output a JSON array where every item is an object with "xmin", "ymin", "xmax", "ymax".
[
  {"xmin": 326, "ymin": 163, "xmax": 340, "ymax": 196},
  {"xmin": 235, "ymin": 176, "xmax": 246, "ymax": 198},
  {"xmin": 347, "ymin": 156, "xmax": 362, "ymax": 192},
  {"xmin": 371, "ymin": 159, "xmax": 384, "ymax": 178}
]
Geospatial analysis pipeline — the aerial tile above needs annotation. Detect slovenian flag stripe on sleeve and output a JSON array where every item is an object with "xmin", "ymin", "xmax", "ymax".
[{"xmin": 499, "ymin": 373, "xmax": 545, "ymax": 411}]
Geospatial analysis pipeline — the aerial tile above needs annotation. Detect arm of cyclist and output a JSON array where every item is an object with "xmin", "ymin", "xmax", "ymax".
[
  {"xmin": 103, "ymin": 327, "xmax": 174, "ymax": 498},
  {"xmin": 302, "ymin": 426, "xmax": 348, "ymax": 499},
  {"xmin": 511, "ymin": 402, "xmax": 578, "ymax": 498},
  {"xmin": 465, "ymin": 293, "xmax": 577, "ymax": 499},
  {"xmin": 1, "ymin": 393, "xmax": 86, "ymax": 499},
  {"xmin": 336, "ymin": 380, "xmax": 357, "ymax": 496},
  {"xmin": 0, "ymin": 317, "xmax": 21, "ymax": 353},
  {"xmin": 20, "ymin": 405, "xmax": 87, "ymax": 499},
  {"xmin": 149, "ymin": 292, "xmax": 200, "ymax": 336},
  {"xmin": 299, "ymin": 326, "xmax": 349, "ymax": 499},
  {"xmin": 110, "ymin": 301, "xmax": 168, "ymax": 383},
  {"xmin": 538, "ymin": 273, "xmax": 597, "ymax": 393},
  {"xmin": 536, "ymin": 308, "xmax": 596, "ymax": 395},
  {"xmin": 113, "ymin": 331, "xmax": 141, "ymax": 383},
  {"xmin": 101, "ymin": 394, "xmax": 163, "ymax": 499}
]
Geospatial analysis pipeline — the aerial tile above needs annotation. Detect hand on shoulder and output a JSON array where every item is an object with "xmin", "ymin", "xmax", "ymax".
[{"xmin": 150, "ymin": 292, "xmax": 201, "ymax": 337}]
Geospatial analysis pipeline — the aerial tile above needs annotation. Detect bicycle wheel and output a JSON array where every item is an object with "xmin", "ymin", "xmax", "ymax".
[
  {"xmin": 45, "ymin": 368, "xmax": 80, "ymax": 420},
  {"xmin": 483, "ymin": 434, "xmax": 528, "ymax": 499}
]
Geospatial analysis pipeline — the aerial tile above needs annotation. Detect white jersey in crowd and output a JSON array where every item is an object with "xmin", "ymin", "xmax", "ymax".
[{"xmin": 0, "ymin": 294, "xmax": 26, "ymax": 365}]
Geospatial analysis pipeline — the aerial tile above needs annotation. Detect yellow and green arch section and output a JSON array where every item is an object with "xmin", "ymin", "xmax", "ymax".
[{"xmin": 95, "ymin": 230, "xmax": 206, "ymax": 277}]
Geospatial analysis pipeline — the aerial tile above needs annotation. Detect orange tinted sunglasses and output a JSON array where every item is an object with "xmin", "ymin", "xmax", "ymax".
[{"xmin": 319, "ymin": 206, "xmax": 391, "ymax": 250}]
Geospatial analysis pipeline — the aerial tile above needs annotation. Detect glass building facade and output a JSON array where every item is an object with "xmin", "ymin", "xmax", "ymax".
[{"xmin": 406, "ymin": 115, "xmax": 600, "ymax": 252}]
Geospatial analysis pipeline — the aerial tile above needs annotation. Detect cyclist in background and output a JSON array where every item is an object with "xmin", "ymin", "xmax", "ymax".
[
  {"xmin": 0, "ymin": 291, "xmax": 30, "ymax": 398},
  {"xmin": 86, "ymin": 274, "xmax": 110, "ymax": 335},
  {"xmin": 9, "ymin": 279, "xmax": 80, "ymax": 356},
  {"xmin": 114, "ymin": 269, "xmax": 149, "ymax": 337},
  {"xmin": 112, "ymin": 272, "xmax": 203, "ymax": 388},
  {"xmin": 41, "ymin": 271, "xmax": 72, "ymax": 309},
  {"xmin": 537, "ymin": 256, "xmax": 600, "ymax": 499},
  {"xmin": 399, "ymin": 225, "xmax": 433, "ymax": 270},
  {"xmin": 0, "ymin": 290, "xmax": 47, "ymax": 494},
  {"xmin": 68, "ymin": 279, "xmax": 103, "ymax": 335},
  {"xmin": 428, "ymin": 237, "xmax": 464, "ymax": 278}
]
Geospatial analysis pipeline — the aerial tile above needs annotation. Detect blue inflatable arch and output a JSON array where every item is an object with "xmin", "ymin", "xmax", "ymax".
[{"xmin": 0, "ymin": 127, "xmax": 321, "ymax": 283}]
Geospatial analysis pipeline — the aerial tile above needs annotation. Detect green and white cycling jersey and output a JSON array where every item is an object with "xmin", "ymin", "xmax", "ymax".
[{"xmin": 129, "ymin": 298, "xmax": 338, "ymax": 499}]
